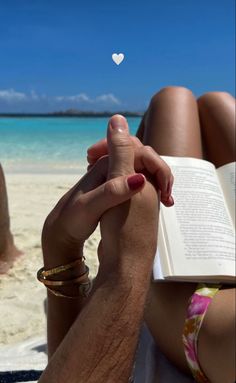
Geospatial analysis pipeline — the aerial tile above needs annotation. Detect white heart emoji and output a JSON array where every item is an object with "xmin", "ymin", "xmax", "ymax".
[{"xmin": 112, "ymin": 53, "xmax": 124, "ymax": 65}]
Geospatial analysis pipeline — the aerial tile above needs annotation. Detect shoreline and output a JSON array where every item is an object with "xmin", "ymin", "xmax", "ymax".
[
  {"xmin": 0, "ymin": 113, "xmax": 144, "ymax": 118},
  {"xmin": 4, "ymin": 165, "xmax": 87, "ymax": 175}
]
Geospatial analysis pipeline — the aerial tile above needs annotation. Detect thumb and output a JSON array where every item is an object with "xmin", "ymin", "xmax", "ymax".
[
  {"xmin": 77, "ymin": 173, "xmax": 146, "ymax": 219},
  {"xmin": 107, "ymin": 115, "xmax": 135, "ymax": 179}
]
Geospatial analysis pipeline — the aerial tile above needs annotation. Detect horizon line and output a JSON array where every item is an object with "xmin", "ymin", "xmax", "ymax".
[{"xmin": 0, "ymin": 110, "xmax": 144, "ymax": 118}]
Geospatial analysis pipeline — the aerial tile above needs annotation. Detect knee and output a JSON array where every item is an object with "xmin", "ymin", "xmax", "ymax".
[
  {"xmin": 150, "ymin": 86, "xmax": 194, "ymax": 108},
  {"xmin": 197, "ymin": 91, "xmax": 233, "ymax": 109}
]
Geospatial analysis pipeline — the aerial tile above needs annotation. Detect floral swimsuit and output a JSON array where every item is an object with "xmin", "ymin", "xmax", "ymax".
[{"xmin": 183, "ymin": 283, "xmax": 221, "ymax": 382}]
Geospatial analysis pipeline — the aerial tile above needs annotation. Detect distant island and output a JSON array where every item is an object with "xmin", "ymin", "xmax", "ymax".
[{"xmin": 0, "ymin": 109, "xmax": 144, "ymax": 118}]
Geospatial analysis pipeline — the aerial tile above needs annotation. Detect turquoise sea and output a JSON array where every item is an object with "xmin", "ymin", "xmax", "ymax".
[{"xmin": 0, "ymin": 117, "xmax": 141, "ymax": 173}]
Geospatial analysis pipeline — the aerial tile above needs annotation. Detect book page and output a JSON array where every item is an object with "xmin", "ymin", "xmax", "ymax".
[
  {"xmin": 153, "ymin": 250, "xmax": 164, "ymax": 280},
  {"xmin": 160, "ymin": 156, "xmax": 235, "ymax": 278},
  {"xmin": 217, "ymin": 162, "xmax": 236, "ymax": 228},
  {"xmin": 153, "ymin": 218, "xmax": 173, "ymax": 280}
]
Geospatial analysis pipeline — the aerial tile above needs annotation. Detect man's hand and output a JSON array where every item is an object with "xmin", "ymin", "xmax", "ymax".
[{"xmin": 98, "ymin": 115, "xmax": 160, "ymax": 278}]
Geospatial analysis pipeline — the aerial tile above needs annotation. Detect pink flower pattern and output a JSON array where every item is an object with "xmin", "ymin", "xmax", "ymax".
[
  {"xmin": 188, "ymin": 293, "xmax": 212, "ymax": 317},
  {"xmin": 182, "ymin": 283, "xmax": 220, "ymax": 383}
]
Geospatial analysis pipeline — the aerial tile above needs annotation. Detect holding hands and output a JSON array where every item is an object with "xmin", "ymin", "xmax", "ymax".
[{"xmin": 42, "ymin": 115, "xmax": 174, "ymax": 281}]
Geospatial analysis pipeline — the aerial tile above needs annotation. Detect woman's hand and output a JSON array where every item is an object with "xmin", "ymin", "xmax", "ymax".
[
  {"xmin": 87, "ymin": 126, "xmax": 174, "ymax": 207},
  {"xmin": 42, "ymin": 115, "xmax": 174, "ymax": 270},
  {"xmin": 42, "ymin": 164, "xmax": 145, "ymax": 269}
]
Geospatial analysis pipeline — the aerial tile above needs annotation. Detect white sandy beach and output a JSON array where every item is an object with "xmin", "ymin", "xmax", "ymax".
[
  {"xmin": 0, "ymin": 172, "xmax": 196, "ymax": 383},
  {"xmin": 0, "ymin": 173, "xmax": 100, "ymax": 346}
]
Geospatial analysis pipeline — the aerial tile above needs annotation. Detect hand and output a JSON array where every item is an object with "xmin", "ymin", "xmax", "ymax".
[
  {"xmin": 42, "ymin": 115, "xmax": 173, "ymax": 269},
  {"xmin": 87, "ymin": 130, "xmax": 174, "ymax": 207},
  {"xmin": 42, "ymin": 160, "xmax": 145, "ymax": 269},
  {"xmin": 98, "ymin": 115, "xmax": 162, "ymax": 278}
]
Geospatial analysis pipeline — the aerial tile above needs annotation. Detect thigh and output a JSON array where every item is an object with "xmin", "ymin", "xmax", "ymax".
[
  {"xmin": 145, "ymin": 282, "xmax": 236, "ymax": 382},
  {"xmin": 145, "ymin": 282, "xmax": 197, "ymax": 374},
  {"xmin": 197, "ymin": 287, "xmax": 236, "ymax": 383},
  {"xmin": 139, "ymin": 86, "xmax": 203, "ymax": 158},
  {"xmin": 198, "ymin": 92, "xmax": 236, "ymax": 168},
  {"xmin": 140, "ymin": 87, "xmax": 203, "ymax": 373}
]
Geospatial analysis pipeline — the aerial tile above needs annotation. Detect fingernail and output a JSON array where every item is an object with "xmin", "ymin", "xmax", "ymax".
[
  {"xmin": 110, "ymin": 116, "xmax": 127, "ymax": 132},
  {"xmin": 167, "ymin": 195, "xmax": 174, "ymax": 206},
  {"xmin": 167, "ymin": 181, "xmax": 171, "ymax": 195},
  {"xmin": 127, "ymin": 174, "xmax": 145, "ymax": 190},
  {"xmin": 87, "ymin": 146, "xmax": 95, "ymax": 155}
]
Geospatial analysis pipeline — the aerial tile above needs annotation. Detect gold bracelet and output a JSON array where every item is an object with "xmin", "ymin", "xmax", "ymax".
[
  {"xmin": 37, "ymin": 258, "xmax": 92, "ymax": 298},
  {"xmin": 37, "ymin": 265, "xmax": 89, "ymax": 286},
  {"xmin": 38, "ymin": 257, "xmax": 85, "ymax": 278},
  {"xmin": 47, "ymin": 280, "xmax": 93, "ymax": 299}
]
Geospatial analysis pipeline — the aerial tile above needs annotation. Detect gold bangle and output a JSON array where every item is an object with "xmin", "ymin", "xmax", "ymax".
[
  {"xmin": 37, "ymin": 265, "xmax": 89, "ymax": 286},
  {"xmin": 39, "ymin": 257, "xmax": 85, "ymax": 278},
  {"xmin": 47, "ymin": 280, "xmax": 93, "ymax": 299},
  {"xmin": 37, "ymin": 258, "xmax": 92, "ymax": 298}
]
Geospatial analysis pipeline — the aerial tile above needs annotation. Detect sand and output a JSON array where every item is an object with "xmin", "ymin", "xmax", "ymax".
[
  {"xmin": 0, "ymin": 173, "xmax": 100, "ymax": 346},
  {"xmin": 0, "ymin": 173, "xmax": 196, "ymax": 383}
]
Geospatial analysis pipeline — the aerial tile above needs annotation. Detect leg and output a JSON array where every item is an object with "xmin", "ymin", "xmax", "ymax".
[
  {"xmin": 197, "ymin": 287, "xmax": 236, "ymax": 383},
  {"xmin": 196, "ymin": 92, "xmax": 236, "ymax": 382},
  {"xmin": 139, "ymin": 87, "xmax": 235, "ymax": 382},
  {"xmin": 139, "ymin": 86, "xmax": 202, "ymax": 373},
  {"xmin": 0, "ymin": 164, "xmax": 21, "ymax": 273},
  {"xmin": 136, "ymin": 111, "xmax": 147, "ymax": 142},
  {"xmin": 198, "ymin": 91, "xmax": 236, "ymax": 167},
  {"xmin": 141, "ymin": 86, "xmax": 203, "ymax": 157}
]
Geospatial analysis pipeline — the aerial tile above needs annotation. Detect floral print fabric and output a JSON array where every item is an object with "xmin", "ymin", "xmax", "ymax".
[{"xmin": 183, "ymin": 283, "xmax": 220, "ymax": 383}]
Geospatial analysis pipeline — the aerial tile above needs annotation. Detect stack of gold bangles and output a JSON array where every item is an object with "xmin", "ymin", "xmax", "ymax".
[{"xmin": 37, "ymin": 257, "xmax": 92, "ymax": 298}]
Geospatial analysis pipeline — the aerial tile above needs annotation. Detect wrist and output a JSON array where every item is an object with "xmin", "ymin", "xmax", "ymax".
[
  {"xmin": 96, "ymin": 252, "xmax": 154, "ymax": 289},
  {"xmin": 99, "ymin": 236, "xmax": 156, "ymax": 276},
  {"xmin": 42, "ymin": 218, "xmax": 85, "ymax": 269},
  {"xmin": 42, "ymin": 237, "xmax": 84, "ymax": 270},
  {"xmin": 38, "ymin": 257, "xmax": 90, "ymax": 299}
]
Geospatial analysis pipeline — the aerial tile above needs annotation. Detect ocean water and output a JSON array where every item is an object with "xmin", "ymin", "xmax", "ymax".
[{"xmin": 0, "ymin": 117, "xmax": 141, "ymax": 173}]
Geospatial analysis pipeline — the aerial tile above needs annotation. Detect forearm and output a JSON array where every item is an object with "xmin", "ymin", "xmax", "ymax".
[
  {"xmin": 39, "ymin": 261, "xmax": 153, "ymax": 383},
  {"xmin": 43, "ymin": 246, "xmax": 87, "ymax": 358},
  {"xmin": 47, "ymin": 293, "xmax": 86, "ymax": 359}
]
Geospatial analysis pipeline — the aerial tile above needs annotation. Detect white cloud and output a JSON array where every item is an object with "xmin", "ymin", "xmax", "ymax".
[
  {"xmin": 30, "ymin": 90, "xmax": 40, "ymax": 101},
  {"xmin": 55, "ymin": 93, "xmax": 92, "ymax": 103},
  {"xmin": 0, "ymin": 89, "xmax": 28, "ymax": 102},
  {"xmin": 55, "ymin": 93, "xmax": 120, "ymax": 105},
  {"xmin": 0, "ymin": 89, "xmax": 121, "ymax": 107},
  {"xmin": 96, "ymin": 93, "xmax": 120, "ymax": 105}
]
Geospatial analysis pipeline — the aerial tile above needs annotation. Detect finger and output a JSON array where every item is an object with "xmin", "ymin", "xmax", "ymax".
[
  {"xmin": 133, "ymin": 146, "xmax": 174, "ymax": 206},
  {"xmin": 57, "ymin": 156, "xmax": 109, "ymax": 209},
  {"xmin": 76, "ymin": 173, "xmax": 146, "ymax": 219},
  {"xmin": 107, "ymin": 115, "xmax": 135, "ymax": 179},
  {"xmin": 87, "ymin": 136, "xmax": 142, "ymax": 165},
  {"xmin": 87, "ymin": 154, "xmax": 108, "ymax": 172},
  {"xmin": 87, "ymin": 140, "xmax": 174, "ymax": 207},
  {"xmin": 87, "ymin": 138, "xmax": 107, "ymax": 164}
]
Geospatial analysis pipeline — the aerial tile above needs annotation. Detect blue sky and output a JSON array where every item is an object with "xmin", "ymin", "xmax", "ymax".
[{"xmin": 0, "ymin": 0, "xmax": 235, "ymax": 112}]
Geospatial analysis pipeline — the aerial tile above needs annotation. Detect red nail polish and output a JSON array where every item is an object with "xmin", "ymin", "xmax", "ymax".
[
  {"xmin": 167, "ymin": 181, "xmax": 171, "ymax": 195},
  {"xmin": 167, "ymin": 195, "xmax": 174, "ymax": 206},
  {"xmin": 127, "ymin": 174, "xmax": 145, "ymax": 190}
]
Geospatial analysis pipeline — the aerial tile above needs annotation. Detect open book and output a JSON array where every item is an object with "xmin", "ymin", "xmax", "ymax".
[{"xmin": 153, "ymin": 157, "xmax": 236, "ymax": 284}]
